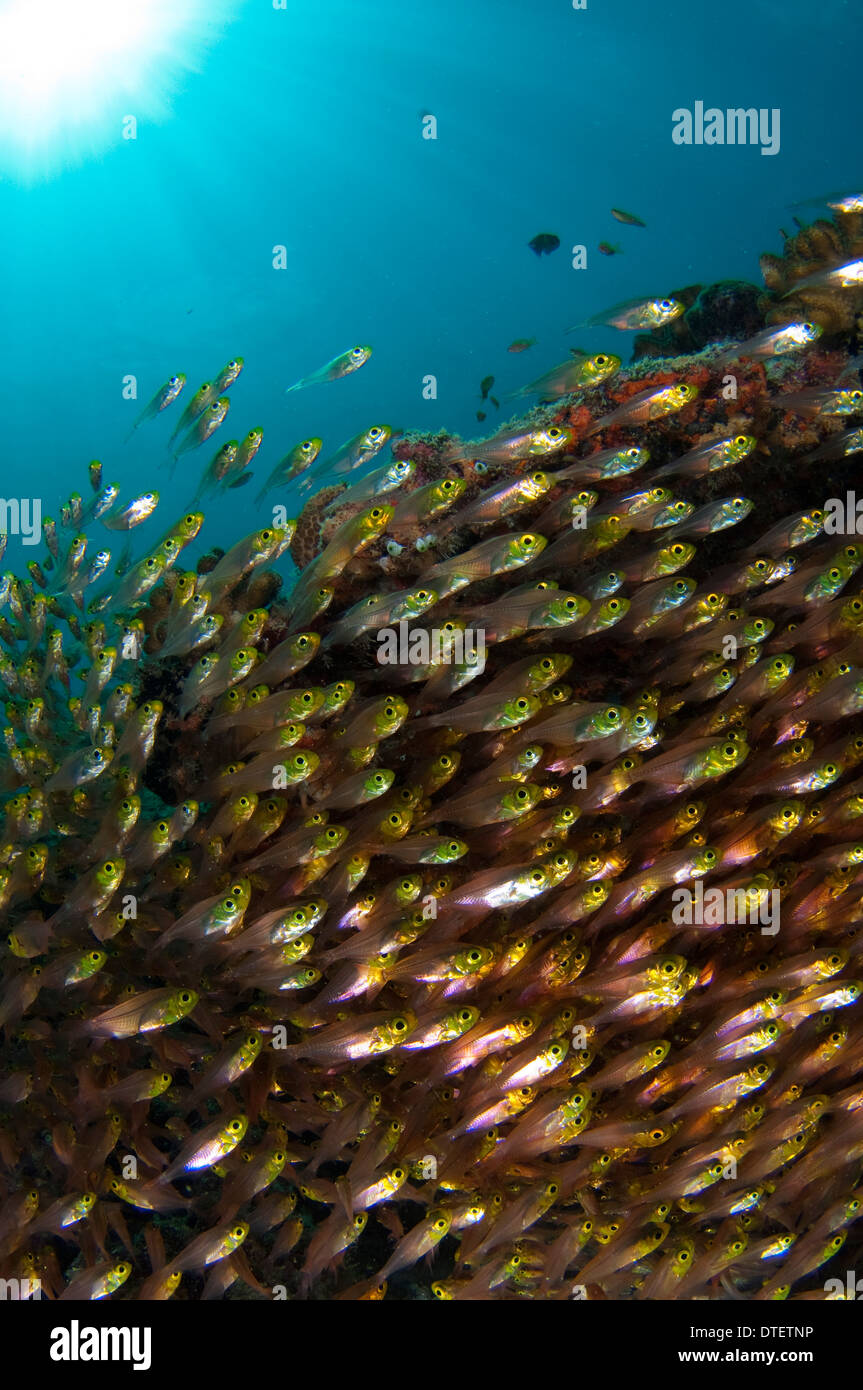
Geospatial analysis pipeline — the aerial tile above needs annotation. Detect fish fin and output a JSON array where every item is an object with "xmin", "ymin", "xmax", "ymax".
[
  {"xmin": 145, "ymin": 1226, "xmax": 167, "ymax": 1273},
  {"xmin": 105, "ymin": 1204, "xmax": 135, "ymax": 1256},
  {"xmin": 377, "ymin": 1206, "xmax": 404, "ymax": 1240},
  {"xmin": 335, "ymin": 1174, "xmax": 353, "ymax": 1221}
]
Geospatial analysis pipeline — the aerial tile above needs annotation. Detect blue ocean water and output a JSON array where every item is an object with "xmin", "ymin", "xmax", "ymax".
[{"xmin": 0, "ymin": 0, "xmax": 859, "ymax": 572}]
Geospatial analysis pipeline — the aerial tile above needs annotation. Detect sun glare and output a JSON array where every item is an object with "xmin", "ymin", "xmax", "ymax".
[{"xmin": 0, "ymin": 0, "xmax": 236, "ymax": 177}]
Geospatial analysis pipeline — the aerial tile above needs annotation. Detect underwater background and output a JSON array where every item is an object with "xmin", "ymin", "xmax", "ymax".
[
  {"xmin": 1, "ymin": 0, "xmax": 859, "ymax": 562},
  {"xmin": 5, "ymin": 0, "xmax": 863, "ymax": 1309}
]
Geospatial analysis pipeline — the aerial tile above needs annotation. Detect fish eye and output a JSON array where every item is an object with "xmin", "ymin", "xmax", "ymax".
[
  {"xmin": 596, "ymin": 355, "xmax": 609, "ymax": 365},
  {"xmin": 370, "ymin": 509, "xmax": 384, "ymax": 520},
  {"xmin": 180, "ymin": 992, "xmax": 193, "ymax": 1004},
  {"xmin": 393, "ymin": 1017, "xmax": 408, "ymax": 1031}
]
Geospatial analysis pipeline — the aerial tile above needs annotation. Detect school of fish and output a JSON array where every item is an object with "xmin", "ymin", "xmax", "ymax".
[{"xmin": 3, "ymin": 200, "xmax": 863, "ymax": 1301}]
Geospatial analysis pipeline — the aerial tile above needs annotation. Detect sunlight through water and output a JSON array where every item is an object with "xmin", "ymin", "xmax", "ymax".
[{"xmin": 0, "ymin": 0, "xmax": 240, "ymax": 179}]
